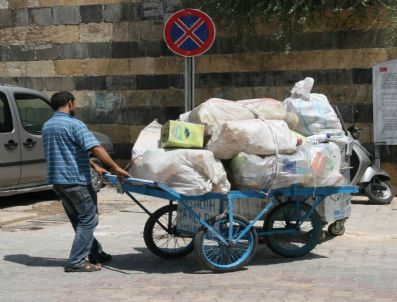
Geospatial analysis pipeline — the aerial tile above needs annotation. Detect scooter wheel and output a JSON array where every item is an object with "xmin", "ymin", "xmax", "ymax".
[{"xmin": 364, "ymin": 178, "xmax": 395, "ymax": 204}]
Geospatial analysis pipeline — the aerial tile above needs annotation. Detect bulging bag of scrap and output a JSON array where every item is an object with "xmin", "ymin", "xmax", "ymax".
[
  {"xmin": 188, "ymin": 98, "xmax": 255, "ymax": 136},
  {"xmin": 207, "ymin": 119, "xmax": 297, "ymax": 160},
  {"xmin": 237, "ymin": 98, "xmax": 299, "ymax": 130},
  {"xmin": 283, "ymin": 77, "xmax": 348, "ymax": 147},
  {"xmin": 229, "ymin": 142, "xmax": 344, "ymax": 190},
  {"xmin": 229, "ymin": 151, "xmax": 312, "ymax": 190},
  {"xmin": 130, "ymin": 120, "xmax": 230, "ymax": 195},
  {"xmin": 129, "ymin": 149, "xmax": 230, "ymax": 196},
  {"xmin": 131, "ymin": 120, "xmax": 162, "ymax": 164},
  {"xmin": 187, "ymin": 98, "xmax": 299, "ymax": 136}
]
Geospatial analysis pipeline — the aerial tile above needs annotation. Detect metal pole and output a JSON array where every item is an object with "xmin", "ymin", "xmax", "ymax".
[{"xmin": 184, "ymin": 57, "xmax": 195, "ymax": 112}]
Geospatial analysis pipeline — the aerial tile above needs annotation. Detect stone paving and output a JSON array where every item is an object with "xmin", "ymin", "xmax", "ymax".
[{"xmin": 0, "ymin": 187, "xmax": 396, "ymax": 302}]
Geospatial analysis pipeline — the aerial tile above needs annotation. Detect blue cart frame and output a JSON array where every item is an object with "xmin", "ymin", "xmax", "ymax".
[{"xmin": 105, "ymin": 174, "xmax": 358, "ymax": 272}]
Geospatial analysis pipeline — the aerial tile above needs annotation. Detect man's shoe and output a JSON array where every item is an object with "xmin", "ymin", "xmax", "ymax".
[
  {"xmin": 64, "ymin": 261, "xmax": 101, "ymax": 273},
  {"xmin": 89, "ymin": 252, "xmax": 112, "ymax": 264}
]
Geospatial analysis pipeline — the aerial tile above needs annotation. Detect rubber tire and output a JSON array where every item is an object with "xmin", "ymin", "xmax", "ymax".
[
  {"xmin": 265, "ymin": 202, "xmax": 322, "ymax": 257},
  {"xmin": 90, "ymin": 158, "xmax": 104, "ymax": 192},
  {"xmin": 194, "ymin": 214, "xmax": 258, "ymax": 273},
  {"xmin": 143, "ymin": 204, "xmax": 194, "ymax": 259},
  {"xmin": 363, "ymin": 178, "xmax": 395, "ymax": 204},
  {"xmin": 327, "ymin": 222, "xmax": 346, "ymax": 236}
]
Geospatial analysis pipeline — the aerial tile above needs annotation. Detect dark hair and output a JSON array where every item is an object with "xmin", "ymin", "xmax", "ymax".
[{"xmin": 50, "ymin": 91, "xmax": 75, "ymax": 110}]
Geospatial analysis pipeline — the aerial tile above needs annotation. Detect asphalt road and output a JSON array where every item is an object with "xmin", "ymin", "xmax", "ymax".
[{"xmin": 1, "ymin": 187, "xmax": 396, "ymax": 302}]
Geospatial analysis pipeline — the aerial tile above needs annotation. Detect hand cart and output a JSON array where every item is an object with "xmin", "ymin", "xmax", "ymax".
[{"xmin": 105, "ymin": 174, "xmax": 358, "ymax": 273}]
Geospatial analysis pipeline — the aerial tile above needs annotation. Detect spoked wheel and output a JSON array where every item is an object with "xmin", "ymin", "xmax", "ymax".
[
  {"xmin": 194, "ymin": 214, "xmax": 258, "ymax": 273},
  {"xmin": 364, "ymin": 177, "xmax": 394, "ymax": 204},
  {"xmin": 143, "ymin": 204, "xmax": 194, "ymax": 259},
  {"xmin": 264, "ymin": 202, "xmax": 322, "ymax": 257}
]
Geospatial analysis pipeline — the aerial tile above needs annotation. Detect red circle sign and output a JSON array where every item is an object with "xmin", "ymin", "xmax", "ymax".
[{"xmin": 164, "ymin": 9, "xmax": 216, "ymax": 57}]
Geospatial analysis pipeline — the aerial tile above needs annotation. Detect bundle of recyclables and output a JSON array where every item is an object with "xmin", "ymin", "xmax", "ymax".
[
  {"xmin": 116, "ymin": 77, "xmax": 356, "ymax": 273},
  {"xmin": 129, "ymin": 78, "xmax": 349, "ymax": 197}
]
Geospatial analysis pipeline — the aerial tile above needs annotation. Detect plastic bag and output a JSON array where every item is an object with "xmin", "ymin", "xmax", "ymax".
[
  {"xmin": 229, "ymin": 142, "xmax": 344, "ymax": 190},
  {"xmin": 283, "ymin": 93, "xmax": 343, "ymax": 136},
  {"xmin": 229, "ymin": 151, "xmax": 312, "ymax": 190},
  {"xmin": 290, "ymin": 77, "xmax": 314, "ymax": 101},
  {"xmin": 283, "ymin": 78, "xmax": 348, "ymax": 147},
  {"xmin": 207, "ymin": 119, "xmax": 297, "ymax": 159},
  {"xmin": 303, "ymin": 142, "xmax": 344, "ymax": 187},
  {"xmin": 129, "ymin": 149, "xmax": 230, "ymax": 195}
]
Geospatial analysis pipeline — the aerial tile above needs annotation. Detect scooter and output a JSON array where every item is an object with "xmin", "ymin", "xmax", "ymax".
[
  {"xmin": 341, "ymin": 109, "xmax": 394, "ymax": 204},
  {"xmin": 327, "ymin": 108, "xmax": 394, "ymax": 236}
]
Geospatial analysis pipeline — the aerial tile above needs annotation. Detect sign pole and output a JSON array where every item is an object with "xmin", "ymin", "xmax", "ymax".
[{"xmin": 184, "ymin": 57, "xmax": 195, "ymax": 112}]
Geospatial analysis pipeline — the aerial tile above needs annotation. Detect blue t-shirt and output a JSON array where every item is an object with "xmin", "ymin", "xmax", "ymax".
[{"xmin": 42, "ymin": 112, "xmax": 99, "ymax": 185}]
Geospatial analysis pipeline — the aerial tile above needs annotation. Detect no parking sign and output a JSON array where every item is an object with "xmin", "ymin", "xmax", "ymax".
[
  {"xmin": 164, "ymin": 9, "xmax": 216, "ymax": 57},
  {"xmin": 164, "ymin": 9, "xmax": 216, "ymax": 111}
]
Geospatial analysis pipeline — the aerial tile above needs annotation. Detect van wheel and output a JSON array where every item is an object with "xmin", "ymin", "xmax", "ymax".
[{"xmin": 90, "ymin": 158, "xmax": 104, "ymax": 192}]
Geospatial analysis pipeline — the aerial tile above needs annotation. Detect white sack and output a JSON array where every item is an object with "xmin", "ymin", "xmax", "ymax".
[
  {"xmin": 212, "ymin": 160, "xmax": 231, "ymax": 194},
  {"xmin": 207, "ymin": 119, "xmax": 297, "ymax": 159},
  {"xmin": 237, "ymin": 98, "xmax": 299, "ymax": 129},
  {"xmin": 188, "ymin": 98, "xmax": 255, "ymax": 135},
  {"xmin": 131, "ymin": 120, "xmax": 161, "ymax": 162},
  {"xmin": 129, "ymin": 149, "xmax": 230, "ymax": 195},
  {"xmin": 179, "ymin": 111, "xmax": 191, "ymax": 122},
  {"xmin": 229, "ymin": 142, "xmax": 344, "ymax": 190}
]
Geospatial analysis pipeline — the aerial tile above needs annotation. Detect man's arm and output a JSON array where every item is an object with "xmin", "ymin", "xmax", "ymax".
[{"xmin": 90, "ymin": 146, "xmax": 131, "ymax": 177}]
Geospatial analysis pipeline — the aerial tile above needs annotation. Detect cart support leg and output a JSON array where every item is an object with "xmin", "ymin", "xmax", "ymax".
[
  {"xmin": 125, "ymin": 191, "xmax": 152, "ymax": 216},
  {"xmin": 228, "ymin": 196, "xmax": 234, "ymax": 241},
  {"xmin": 236, "ymin": 200, "xmax": 274, "ymax": 241},
  {"xmin": 168, "ymin": 200, "xmax": 173, "ymax": 230}
]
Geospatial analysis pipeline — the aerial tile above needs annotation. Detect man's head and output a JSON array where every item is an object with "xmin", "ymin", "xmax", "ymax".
[{"xmin": 50, "ymin": 91, "xmax": 76, "ymax": 116}]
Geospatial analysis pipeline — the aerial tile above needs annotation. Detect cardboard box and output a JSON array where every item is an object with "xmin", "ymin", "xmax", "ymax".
[{"xmin": 161, "ymin": 120, "xmax": 204, "ymax": 148}]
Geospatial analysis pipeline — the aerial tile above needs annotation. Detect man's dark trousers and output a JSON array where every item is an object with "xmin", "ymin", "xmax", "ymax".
[{"xmin": 53, "ymin": 184, "xmax": 103, "ymax": 267}]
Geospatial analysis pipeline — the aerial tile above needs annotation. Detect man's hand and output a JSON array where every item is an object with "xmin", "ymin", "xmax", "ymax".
[
  {"xmin": 113, "ymin": 166, "xmax": 131, "ymax": 178},
  {"xmin": 90, "ymin": 146, "xmax": 131, "ymax": 178},
  {"xmin": 91, "ymin": 161, "xmax": 110, "ymax": 176}
]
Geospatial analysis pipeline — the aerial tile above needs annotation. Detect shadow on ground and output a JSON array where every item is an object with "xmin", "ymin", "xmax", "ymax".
[
  {"xmin": 3, "ymin": 243, "xmax": 327, "ymax": 275},
  {"xmin": 0, "ymin": 191, "xmax": 57, "ymax": 209},
  {"xmin": 3, "ymin": 254, "xmax": 67, "ymax": 267}
]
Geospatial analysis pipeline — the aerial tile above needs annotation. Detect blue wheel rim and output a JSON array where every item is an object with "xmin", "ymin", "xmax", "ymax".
[{"xmin": 201, "ymin": 218, "xmax": 254, "ymax": 269}]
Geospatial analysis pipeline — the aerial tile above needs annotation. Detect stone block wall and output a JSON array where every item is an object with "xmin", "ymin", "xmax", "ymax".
[{"xmin": 1, "ymin": 0, "xmax": 397, "ymax": 186}]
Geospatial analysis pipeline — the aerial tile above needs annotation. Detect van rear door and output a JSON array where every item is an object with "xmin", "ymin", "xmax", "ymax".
[{"xmin": 0, "ymin": 91, "xmax": 21, "ymax": 187}]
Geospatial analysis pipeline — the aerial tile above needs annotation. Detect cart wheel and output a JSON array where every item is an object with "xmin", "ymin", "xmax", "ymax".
[
  {"xmin": 143, "ymin": 204, "xmax": 194, "ymax": 259},
  {"xmin": 264, "ymin": 202, "xmax": 322, "ymax": 257},
  {"xmin": 194, "ymin": 214, "xmax": 258, "ymax": 273},
  {"xmin": 327, "ymin": 221, "xmax": 346, "ymax": 236}
]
